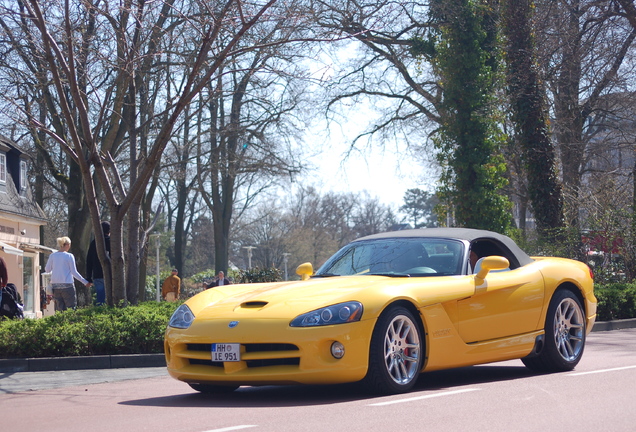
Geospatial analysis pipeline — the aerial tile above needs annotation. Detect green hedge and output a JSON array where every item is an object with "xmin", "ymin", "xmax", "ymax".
[
  {"xmin": 595, "ymin": 283, "xmax": 636, "ymax": 322},
  {"xmin": 0, "ymin": 302, "xmax": 178, "ymax": 359}
]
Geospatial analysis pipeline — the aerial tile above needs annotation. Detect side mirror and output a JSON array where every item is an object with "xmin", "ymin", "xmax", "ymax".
[
  {"xmin": 296, "ymin": 262, "xmax": 314, "ymax": 281},
  {"xmin": 475, "ymin": 256, "xmax": 509, "ymax": 280}
]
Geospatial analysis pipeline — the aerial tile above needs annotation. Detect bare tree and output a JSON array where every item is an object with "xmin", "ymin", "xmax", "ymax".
[
  {"xmin": 0, "ymin": 1, "xmax": 97, "ymax": 304},
  {"xmin": 313, "ymin": 0, "xmax": 441, "ymax": 149},
  {"xmin": 351, "ymin": 192, "xmax": 397, "ymax": 236},
  {"xmin": 236, "ymin": 205, "xmax": 292, "ymax": 269},
  {"xmin": 235, "ymin": 188, "xmax": 394, "ymax": 273},
  {"xmin": 536, "ymin": 0, "xmax": 636, "ymax": 229},
  {"xmin": 2, "ymin": 0, "xmax": 297, "ymax": 305},
  {"xmin": 194, "ymin": 32, "xmax": 310, "ymax": 275}
]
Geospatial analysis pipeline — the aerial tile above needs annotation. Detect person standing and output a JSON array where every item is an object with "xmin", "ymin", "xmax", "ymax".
[
  {"xmin": 86, "ymin": 221, "xmax": 111, "ymax": 305},
  {"xmin": 0, "ymin": 255, "xmax": 7, "ymax": 289},
  {"xmin": 162, "ymin": 269, "xmax": 181, "ymax": 302},
  {"xmin": 45, "ymin": 236, "xmax": 92, "ymax": 312},
  {"xmin": 207, "ymin": 271, "xmax": 230, "ymax": 287}
]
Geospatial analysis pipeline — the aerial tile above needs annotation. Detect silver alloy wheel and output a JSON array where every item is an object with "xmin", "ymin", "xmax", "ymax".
[
  {"xmin": 553, "ymin": 297, "xmax": 584, "ymax": 361},
  {"xmin": 383, "ymin": 314, "xmax": 421, "ymax": 385}
]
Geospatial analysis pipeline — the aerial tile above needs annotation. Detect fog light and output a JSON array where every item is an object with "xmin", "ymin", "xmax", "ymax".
[{"xmin": 331, "ymin": 341, "xmax": 345, "ymax": 359}]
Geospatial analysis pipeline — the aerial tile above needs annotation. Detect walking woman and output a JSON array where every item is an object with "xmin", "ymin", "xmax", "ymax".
[{"xmin": 45, "ymin": 237, "xmax": 92, "ymax": 311}]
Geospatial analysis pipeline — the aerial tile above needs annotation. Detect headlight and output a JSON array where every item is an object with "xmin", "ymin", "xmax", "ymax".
[
  {"xmin": 168, "ymin": 304, "xmax": 195, "ymax": 329},
  {"xmin": 290, "ymin": 301, "xmax": 363, "ymax": 327}
]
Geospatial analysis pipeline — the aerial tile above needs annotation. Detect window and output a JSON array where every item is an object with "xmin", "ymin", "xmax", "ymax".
[
  {"xmin": 317, "ymin": 238, "xmax": 464, "ymax": 277},
  {"xmin": 20, "ymin": 159, "xmax": 27, "ymax": 191},
  {"xmin": 0, "ymin": 153, "xmax": 6, "ymax": 183}
]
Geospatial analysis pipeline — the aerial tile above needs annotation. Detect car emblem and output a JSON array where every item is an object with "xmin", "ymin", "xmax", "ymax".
[{"xmin": 228, "ymin": 321, "xmax": 239, "ymax": 328}]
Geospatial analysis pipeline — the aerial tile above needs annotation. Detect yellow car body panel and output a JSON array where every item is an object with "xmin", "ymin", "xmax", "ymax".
[
  {"xmin": 422, "ymin": 301, "xmax": 542, "ymax": 371},
  {"xmin": 531, "ymin": 256, "xmax": 597, "ymax": 332}
]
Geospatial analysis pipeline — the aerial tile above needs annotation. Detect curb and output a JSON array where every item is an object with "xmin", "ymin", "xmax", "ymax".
[
  {"xmin": 591, "ymin": 318, "xmax": 636, "ymax": 332},
  {"xmin": 0, "ymin": 353, "xmax": 165, "ymax": 373}
]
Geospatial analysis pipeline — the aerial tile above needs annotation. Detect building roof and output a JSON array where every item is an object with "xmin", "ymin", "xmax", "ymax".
[{"xmin": 0, "ymin": 135, "xmax": 47, "ymax": 222}]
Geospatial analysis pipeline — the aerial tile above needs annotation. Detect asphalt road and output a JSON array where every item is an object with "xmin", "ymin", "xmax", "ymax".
[{"xmin": 1, "ymin": 328, "xmax": 635, "ymax": 432}]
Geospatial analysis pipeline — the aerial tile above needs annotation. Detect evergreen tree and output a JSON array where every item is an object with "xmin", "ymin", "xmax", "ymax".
[
  {"xmin": 400, "ymin": 188, "xmax": 439, "ymax": 228},
  {"xmin": 427, "ymin": 0, "xmax": 512, "ymax": 233}
]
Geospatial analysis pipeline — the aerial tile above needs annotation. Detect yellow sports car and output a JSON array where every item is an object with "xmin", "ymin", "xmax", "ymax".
[{"xmin": 165, "ymin": 228, "xmax": 597, "ymax": 394}]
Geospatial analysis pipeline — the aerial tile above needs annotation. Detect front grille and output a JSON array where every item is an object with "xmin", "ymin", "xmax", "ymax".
[
  {"xmin": 190, "ymin": 357, "xmax": 300, "ymax": 367},
  {"xmin": 190, "ymin": 358, "xmax": 224, "ymax": 367},
  {"xmin": 187, "ymin": 343, "xmax": 298, "ymax": 352},
  {"xmin": 185, "ymin": 343, "xmax": 300, "ymax": 369},
  {"xmin": 245, "ymin": 343, "xmax": 298, "ymax": 353}
]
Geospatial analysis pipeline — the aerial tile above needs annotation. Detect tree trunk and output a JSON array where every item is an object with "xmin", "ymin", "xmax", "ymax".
[
  {"xmin": 173, "ymin": 112, "xmax": 192, "ymax": 276},
  {"xmin": 67, "ymin": 161, "xmax": 92, "ymax": 306},
  {"xmin": 126, "ymin": 201, "xmax": 142, "ymax": 304},
  {"xmin": 552, "ymin": 0, "xmax": 583, "ymax": 229},
  {"xmin": 503, "ymin": 0, "xmax": 565, "ymax": 241},
  {"xmin": 212, "ymin": 198, "xmax": 232, "ymax": 274},
  {"xmin": 108, "ymin": 212, "xmax": 127, "ymax": 305}
]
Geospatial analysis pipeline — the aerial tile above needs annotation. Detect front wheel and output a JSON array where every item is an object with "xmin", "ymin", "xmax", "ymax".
[
  {"xmin": 363, "ymin": 306, "xmax": 424, "ymax": 394},
  {"xmin": 522, "ymin": 289, "xmax": 586, "ymax": 372}
]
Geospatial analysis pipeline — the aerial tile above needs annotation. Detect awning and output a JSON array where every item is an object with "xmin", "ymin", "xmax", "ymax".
[
  {"xmin": 0, "ymin": 241, "xmax": 24, "ymax": 256},
  {"xmin": 20, "ymin": 243, "xmax": 56, "ymax": 254}
]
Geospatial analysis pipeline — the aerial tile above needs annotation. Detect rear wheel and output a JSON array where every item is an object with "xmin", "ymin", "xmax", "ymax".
[
  {"xmin": 523, "ymin": 289, "xmax": 586, "ymax": 372},
  {"xmin": 188, "ymin": 383, "xmax": 239, "ymax": 394},
  {"xmin": 364, "ymin": 306, "xmax": 424, "ymax": 394}
]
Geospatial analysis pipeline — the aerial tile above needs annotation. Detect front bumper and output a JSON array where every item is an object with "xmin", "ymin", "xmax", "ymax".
[{"xmin": 165, "ymin": 317, "xmax": 376, "ymax": 386}]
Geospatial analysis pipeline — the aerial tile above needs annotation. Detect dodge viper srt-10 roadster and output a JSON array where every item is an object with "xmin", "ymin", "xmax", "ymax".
[{"xmin": 165, "ymin": 228, "xmax": 597, "ymax": 394}]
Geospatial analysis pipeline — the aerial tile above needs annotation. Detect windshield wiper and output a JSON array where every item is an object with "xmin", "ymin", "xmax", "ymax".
[
  {"xmin": 311, "ymin": 273, "xmax": 339, "ymax": 278},
  {"xmin": 366, "ymin": 273, "xmax": 411, "ymax": 277}
]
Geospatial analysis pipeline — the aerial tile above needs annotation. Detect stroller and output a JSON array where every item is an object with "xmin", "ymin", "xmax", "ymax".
[{"xmin": 0, "ymin": 283, "xmax": 24, "ymax": 320}]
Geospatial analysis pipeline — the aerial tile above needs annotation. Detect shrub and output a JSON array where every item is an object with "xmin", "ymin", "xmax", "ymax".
[
  {"xmin": 172, "ymin": 268, "xmax": 243, "ymax": 299},
  {"xmin": 594, "ymin": 282, "xmax": 636, "ymax": 321},
  {"xmin": 236, "ymin": 267, "xmax": 283, "ymax": 283},
  {"xmin": 0, "ymin": 301, "xmax": 178, "ymax": 359}
]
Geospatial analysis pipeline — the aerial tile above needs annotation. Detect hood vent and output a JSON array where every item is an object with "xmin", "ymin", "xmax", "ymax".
[{"xmin": 241, "ymin": 301, "xmax": 268, "ymax": 308}]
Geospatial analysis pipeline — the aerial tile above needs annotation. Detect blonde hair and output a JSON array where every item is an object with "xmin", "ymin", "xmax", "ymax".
[{"xmin": 56, "ymin": 236, "xmax": 71, "ymax": 249}]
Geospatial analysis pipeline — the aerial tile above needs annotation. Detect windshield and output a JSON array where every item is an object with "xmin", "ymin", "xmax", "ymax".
[{"xmin": 316, "ymin": 237, "xmax": 465, "ymax": 277}]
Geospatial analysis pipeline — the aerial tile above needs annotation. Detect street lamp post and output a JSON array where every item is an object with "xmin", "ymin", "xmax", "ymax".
[
  {"xmin": 150, "ymin": 234, "xmax": 160, "ymax": 302},
  {"xmin": 282, "ymin": 253, "xmax": 291, "ymax": 280},
  {"xmin": 243, "ymin": 246, "xmax": 256, "ymax": 269}
]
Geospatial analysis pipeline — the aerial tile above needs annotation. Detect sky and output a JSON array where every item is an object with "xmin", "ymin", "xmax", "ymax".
[
  {"xmin": 288, "ymin": 44, "xmax": 439, "ymax": 209},
  {"xmin": 300, "ymin": 108, "xmax": 437, "ymax": 210},
  {"xmin": 294, "ymin": 46, "xmax": 436, "ymax": 209},
  {"xmin": 307, "ymin": 144, "xmax": 429, "ymax": 209}
]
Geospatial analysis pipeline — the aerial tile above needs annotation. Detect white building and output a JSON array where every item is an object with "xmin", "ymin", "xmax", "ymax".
[{"xmin": 0, "ymin": 135, "xmax": 53, "ymax": 318}]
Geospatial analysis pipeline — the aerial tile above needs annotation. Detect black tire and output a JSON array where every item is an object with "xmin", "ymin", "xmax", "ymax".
[
  {"xmin": 188, "ymin": 383, "xmax": 239, "ymax": 394},
  {"xmin": 363, "ymin": 306, "xmax": 424, "ymax": 394},
  {"xmin": 522, "ymin": 289, "xmax": 586, "ymax": 372}
]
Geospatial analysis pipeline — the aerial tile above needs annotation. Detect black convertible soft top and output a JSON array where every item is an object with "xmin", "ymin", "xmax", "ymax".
[{"xmin": 354, "ymin": 228, "xmax": 534, "ymax": 267}]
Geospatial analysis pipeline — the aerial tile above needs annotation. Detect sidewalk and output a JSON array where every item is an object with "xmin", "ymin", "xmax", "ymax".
[{"xmin": 2, "ymin": 319, "xmax": 636, "ymax": 374}]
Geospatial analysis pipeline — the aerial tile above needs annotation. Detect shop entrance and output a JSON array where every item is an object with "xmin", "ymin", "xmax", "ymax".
[{"xmin": 22, "ymin": 254, "xmax": 35, "ymax": 318}]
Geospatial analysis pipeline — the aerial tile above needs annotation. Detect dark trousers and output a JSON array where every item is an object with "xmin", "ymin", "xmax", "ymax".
[{"xmin": 52, "ymin": 284, "xmax": 76, "ymax": 311}]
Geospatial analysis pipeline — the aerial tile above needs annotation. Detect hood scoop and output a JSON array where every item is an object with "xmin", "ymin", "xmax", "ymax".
[{"xmin": 240, "ymin": 301, "xmax": 269, "ymax": 309}]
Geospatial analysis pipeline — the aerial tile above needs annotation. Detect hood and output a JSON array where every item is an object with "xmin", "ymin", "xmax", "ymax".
[
  {"xmin": 188, "ymin": 276, "xmax": 397, "ymax": 320},
  {"xmin": 186, "ymin": 274, "xmax": 474, "ymax": 321}
]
